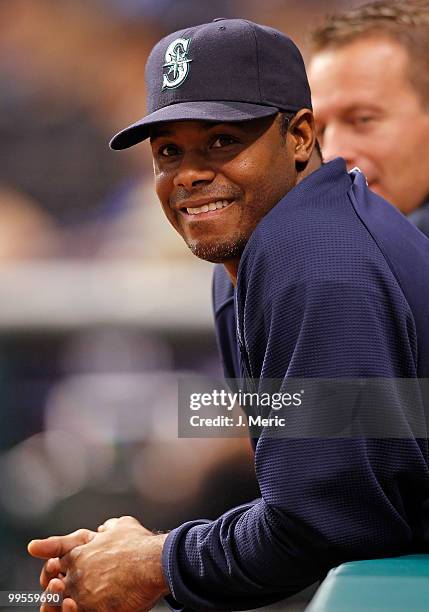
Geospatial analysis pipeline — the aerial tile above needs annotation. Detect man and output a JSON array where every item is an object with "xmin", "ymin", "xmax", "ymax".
[
  {"xmin": 308, "ymin": 0, "xmax": 429, "ymax": 236},
  {"xmin": 28, "ymin": 18, "xmax": 429, "ymax": 612}
]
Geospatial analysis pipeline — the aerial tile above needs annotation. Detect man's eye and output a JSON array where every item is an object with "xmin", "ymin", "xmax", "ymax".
[
  {"xmin": 353, "ymin": 115, "xmax": 375, "ymax": 126},
  {"xmin": 159, "ymin": 144, "xmax": 180, "ymax": 157},
  {"xmin": 211, "ymin": 135, "xmax": 238, "ymax": 148}
]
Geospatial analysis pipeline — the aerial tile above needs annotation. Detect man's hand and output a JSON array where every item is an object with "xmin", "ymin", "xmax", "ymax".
[{"xmin": 28, "ymin": 516, "xmax": 170, "ymax": 612}]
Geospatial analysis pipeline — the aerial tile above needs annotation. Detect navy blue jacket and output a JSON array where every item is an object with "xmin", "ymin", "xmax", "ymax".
[{"xmin": 162, "ymin": 159, "xmax": 429, "ymax": 610}]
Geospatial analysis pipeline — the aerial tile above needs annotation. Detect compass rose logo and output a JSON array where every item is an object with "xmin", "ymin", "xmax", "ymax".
[{"xmin": 162, "ymin": 38, "xmax": 192, "ymax": 90}]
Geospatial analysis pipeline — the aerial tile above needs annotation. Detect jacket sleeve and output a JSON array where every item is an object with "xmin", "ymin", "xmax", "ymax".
[{"xmin": 161, "ymin": 249, "xmax": 428, "ymax": 610}]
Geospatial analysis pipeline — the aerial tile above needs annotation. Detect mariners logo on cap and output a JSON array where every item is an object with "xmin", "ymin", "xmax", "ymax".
[{"xmin": 162, "ymin": 38, "xmax": 192, "ymax": 90}]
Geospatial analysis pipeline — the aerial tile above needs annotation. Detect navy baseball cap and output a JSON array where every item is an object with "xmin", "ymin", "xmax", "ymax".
[{"xmin": 110, "ymin": 18, "xmax": 312, "ymax": 150}]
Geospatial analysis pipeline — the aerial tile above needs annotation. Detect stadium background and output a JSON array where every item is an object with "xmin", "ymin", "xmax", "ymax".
[{"xmin": 0, "ymin": 1, "xmax": 361, "ymax": 608}]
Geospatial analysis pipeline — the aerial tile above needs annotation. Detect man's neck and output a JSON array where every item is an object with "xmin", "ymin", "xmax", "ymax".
[
  {"xmin": 297, "ymin": 153, "xmax": 322, "ymax": 185},
  {"xmin": 223, "ymin": 257, "xmax": 241, "ymax": 287}
]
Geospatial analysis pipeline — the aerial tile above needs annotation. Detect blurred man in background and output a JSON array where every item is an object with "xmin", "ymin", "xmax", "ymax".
[{"xmin": 308, "ymin": 0, "xmax": 429, "ymax": 236}]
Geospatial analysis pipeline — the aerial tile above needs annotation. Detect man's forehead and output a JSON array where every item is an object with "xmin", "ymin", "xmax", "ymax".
[
  {"xmin": 309, "ymin": 38, "xmax": 416, "ymax": 113},
  {"xmin": 309, "ymin": 36, "xmax": 410, "ymax": 85}
]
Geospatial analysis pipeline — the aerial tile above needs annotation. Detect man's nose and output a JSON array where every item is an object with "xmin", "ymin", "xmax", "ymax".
[
  {"xmin": 173, "ymin": 151, "xmax": 216, "ymax": 191},
  {"xmin": 320, "ymin": 123, "xmax": 357, "ymax": 167}
]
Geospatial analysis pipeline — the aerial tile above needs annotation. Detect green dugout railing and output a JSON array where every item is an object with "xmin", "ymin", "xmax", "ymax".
[{"xmin": 306, "ymin": 555, "xmax": 429, "ymax": 611}]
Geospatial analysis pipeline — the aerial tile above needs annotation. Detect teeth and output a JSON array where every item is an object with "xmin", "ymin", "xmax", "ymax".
[{"xmin": 186, "ymin": 200, "xmax": 230, "ymax": 215}]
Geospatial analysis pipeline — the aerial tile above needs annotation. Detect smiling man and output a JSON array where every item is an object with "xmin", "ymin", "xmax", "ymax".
[
  {"xmin": 149, "ymin": 112, "xmax": 319, "ymax": 283},
  {"xmin": 28, "ymin": 18, "xmax": 429, "ymax": 612},
  {"xmin": 308, "ymin": 0, "xmax": 429, "ymax": 235}
]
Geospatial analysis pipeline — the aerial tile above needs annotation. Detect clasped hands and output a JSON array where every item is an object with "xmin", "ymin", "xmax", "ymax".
[{"xmin": 27, "ymin": 516, "xmax": 169, "ymax": 612}]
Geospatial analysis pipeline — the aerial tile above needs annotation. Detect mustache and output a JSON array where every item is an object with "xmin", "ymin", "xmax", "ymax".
[{"xmin": 170, "ymin": 185, "xmax": 243, "ymax": 207}]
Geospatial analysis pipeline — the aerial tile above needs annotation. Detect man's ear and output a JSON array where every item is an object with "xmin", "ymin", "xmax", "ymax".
[{"xmin": 288, "ymin": 109, "xmax": 316, "ymax": 166}]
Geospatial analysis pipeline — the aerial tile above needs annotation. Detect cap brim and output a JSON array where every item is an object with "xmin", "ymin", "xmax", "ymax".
[{"xmin": 109, "ymin": 101, "xmax": 279, "ymax": 150}]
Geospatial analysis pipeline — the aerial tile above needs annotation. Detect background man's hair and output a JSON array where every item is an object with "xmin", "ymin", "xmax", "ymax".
[{"xmin": 311, "ymin": 0, "xmax": 429, "ymax": 108}]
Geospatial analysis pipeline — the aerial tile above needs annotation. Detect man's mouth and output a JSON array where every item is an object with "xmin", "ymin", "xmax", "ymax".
[
  {"xmin": 186, "ymin": 200, "xmax": 230, "ymax": 215},
  {"xmin": 179, "ymin": 199, "xmax": 234, "ymax": 216}
]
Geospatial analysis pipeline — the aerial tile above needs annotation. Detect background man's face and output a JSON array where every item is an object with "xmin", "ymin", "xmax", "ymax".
[
  {"xmin": 150, "ymin": 115, "xmax": 295, "ymax": 263},
  {"xmin": 308, "ymin": 36, "xmax": 429, "ymax": 214}
]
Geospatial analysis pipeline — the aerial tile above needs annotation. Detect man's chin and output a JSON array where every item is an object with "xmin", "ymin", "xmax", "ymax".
[{"xmin": 186, "ymin": 237, "xmax": 248, "ymax": 263}]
